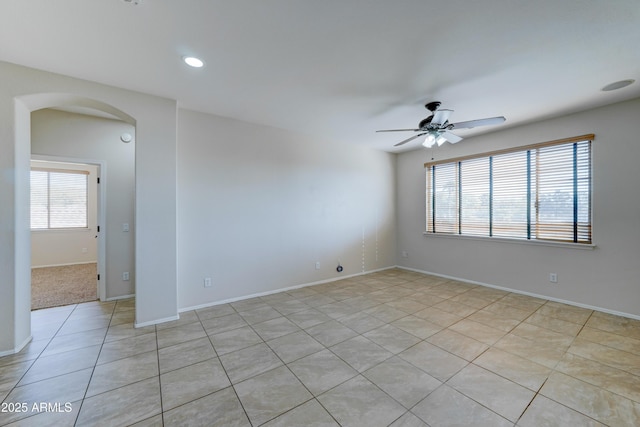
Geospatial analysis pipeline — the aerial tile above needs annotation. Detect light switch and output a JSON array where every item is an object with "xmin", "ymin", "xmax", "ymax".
[{"xmin": 123, "ymin": 223, "xmax": 129, "ymax": 232}]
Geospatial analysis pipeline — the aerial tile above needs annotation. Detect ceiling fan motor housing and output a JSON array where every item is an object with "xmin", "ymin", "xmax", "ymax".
[
  {"xmin": 425, "ymin": 101, "xmax": 441, "ymax": 112},
  {"xmin": 419, "ymin": 101, "xmax": 445, "ymax": 129},
  {"xmin": 418, "ymin": 116, "xmax": 433, "ymax": 129}
]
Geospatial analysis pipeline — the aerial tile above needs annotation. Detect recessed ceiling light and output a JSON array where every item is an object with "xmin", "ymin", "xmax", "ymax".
[
  {"xmin": 183, "ymin": 56, "xmax": 204, "ymax": 68},
  {"xmin": 601, "ymin": 79, "xmax": 635, "ymax": 91}
]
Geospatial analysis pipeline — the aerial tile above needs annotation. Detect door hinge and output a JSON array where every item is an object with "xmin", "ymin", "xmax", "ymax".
[
  {"xmin": 97, "ymin": 225, "xmax": 100, "ymax": 232},
  {"xmin": 97, "ymin": 274, "xmax": 100, "ymax": 281},
  {"xmin": 97, "ymin": 177, "xmax": 100, "ymax": 184}
]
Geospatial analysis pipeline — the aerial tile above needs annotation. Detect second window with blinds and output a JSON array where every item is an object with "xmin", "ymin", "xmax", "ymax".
[
  {"xmin": 425, "ymin": 135, "xmax": 593, "ymax": 244},
  {"xmin": 31, "ymin": 168, "xmax": 89, "ymax": 230}
]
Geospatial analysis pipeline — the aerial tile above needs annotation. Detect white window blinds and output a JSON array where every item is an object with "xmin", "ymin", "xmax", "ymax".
[
  {"xmin": 31, "ymin": 169, "xmax": 89, "ymax": 229},
  {"xmin": 426, "ymin": 134, "xmax": 593, "ymax": 244}
]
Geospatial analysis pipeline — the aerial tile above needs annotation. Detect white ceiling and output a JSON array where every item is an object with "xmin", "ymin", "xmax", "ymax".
[{"xmin": 1, "ymin": 0, "xmax": 639, "ymax": 152}]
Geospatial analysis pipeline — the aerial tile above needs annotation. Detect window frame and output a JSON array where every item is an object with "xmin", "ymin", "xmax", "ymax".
[
  {"xmin": 424, "ymin": 134, "xmax": 594, "ymax": 246},
  {"xmin": 30, "ymin": 167, "xmax": 90, "ymax": 231}
]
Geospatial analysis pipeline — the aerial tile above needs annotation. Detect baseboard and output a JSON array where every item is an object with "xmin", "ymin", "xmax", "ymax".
[
  {"xmin": 0, "ymin": 335, "xmax": 33, "ymax": 357},
  {"xmin": 32, "ymin": 261, "xmax": 97, "ymax": 269},
  {"xmin": 397, "ymin": 265, "xmax": 640, "ymax": 321},
  {"xmin": 135, "ymin": 314, "xmax": 179, "ymax": 328},
  {"xmin": 105, "ymin": 293, "xmax": 135, "ymax": 302},
  {"xmin": 179, "ymin": 266, "xmax": 395, "ymax": 313}
]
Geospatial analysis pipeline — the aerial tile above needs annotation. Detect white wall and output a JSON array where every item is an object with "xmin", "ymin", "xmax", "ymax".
[
  {"xmin": 396, "ymin": 98, "xmax": 640, "ymax": 318},
  {"xmin": 30, "ymin": 160, "xmax": 99, "ymax": 268},
  {"xmin": 177, "ymin": 109, "xmax": 396, "ymax": 309},
  {"xmin": 0, "ymin": 61, "xmax": 177, "ymax": 353}
]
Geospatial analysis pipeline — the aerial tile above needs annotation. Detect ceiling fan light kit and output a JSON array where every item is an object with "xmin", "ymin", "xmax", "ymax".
[
  {"xmin": 377, "ymin": 101, "xmax": 506, "ymax": 149},
  {"xmin": 422, "ymin": 132, "xmax": 447, "ymax": 148}
]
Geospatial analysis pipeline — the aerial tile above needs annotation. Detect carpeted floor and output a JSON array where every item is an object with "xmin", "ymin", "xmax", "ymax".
[{"xmin": 31, "ymin": 263, "xmax": 98, "ymax": 310}]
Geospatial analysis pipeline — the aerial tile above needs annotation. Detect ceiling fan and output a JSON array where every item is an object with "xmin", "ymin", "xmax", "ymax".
[{"xmin": 376, "ymin": 101, "xmax": 506, "ymax": 147}]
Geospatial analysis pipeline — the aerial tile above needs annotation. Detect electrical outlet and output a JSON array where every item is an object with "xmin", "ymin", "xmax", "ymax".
[
  {"xmin": 81, "ymin": 247, "xmax": 88, "ymax": 253},
  {"xmin": 315, "ymin": 262, "xmax": 321, "ymax": 270},
  {"xmin": 122, "ymin": 272, "xmax": 130, "ymax": 281},
  {"xmin": 401, "ymin": 251, "xmax": 408, "ymax": 258},
  {"xmin": 204, "ymin": 277, "xmax": 212, "ymax": 288},
  {"xmin": 549, "ymin": 273, "xmax": 558, "ymax": 283}
]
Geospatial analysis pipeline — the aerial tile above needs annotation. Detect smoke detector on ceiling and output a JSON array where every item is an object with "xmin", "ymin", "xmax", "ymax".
[{"xmin": 123, "ymin": 0, "xmax": 142, "ymax": 5}]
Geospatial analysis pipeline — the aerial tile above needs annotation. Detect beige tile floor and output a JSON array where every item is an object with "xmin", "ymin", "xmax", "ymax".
[{"xmin": 1, "ymin": 269, "xmax": 639, "ymax": 426}]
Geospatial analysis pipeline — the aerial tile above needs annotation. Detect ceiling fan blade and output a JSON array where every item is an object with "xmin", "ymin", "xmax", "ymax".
[
  {"xmin": 431, "ymin": 109, "xmax": 453, "ymax": 126},
  {"xmin": 376, "ymin": 128, "xmax": 419, "ymax": 133},
  {"xmin": 451, "ymin": 116, "xmax": 506, "ymax": 130},
  {"xmin": 441, "ymin": 131, "xmax": 463, "ymax": 144},
  {"xmin": 394, "ymin": 133, "xmax": 426, "ymax": 147}
]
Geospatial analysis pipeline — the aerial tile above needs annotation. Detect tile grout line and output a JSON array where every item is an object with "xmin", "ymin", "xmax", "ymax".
[
  {"xmin": 72, "ymin": 300, "xmax": 116, "ymax": 426},
  {"xmin": 153, "ymin": 320, "xmax": 166, "ymax": 426},
  {"xmin": 240, "ymin": 308, "xmax": 323, "ymax": 425},
  {"xmin": 196, "ymin": 307, "xmax": 254, "ymax": 426}
]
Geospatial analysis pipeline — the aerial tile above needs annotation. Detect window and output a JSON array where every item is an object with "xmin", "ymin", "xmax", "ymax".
[
  {"xmin": 426, "ymin": 134, "xmax": 593, "ymax": 244},
  {"xmin": 31, "ymin": 168, "xmax": 89, "ymax": 229}
]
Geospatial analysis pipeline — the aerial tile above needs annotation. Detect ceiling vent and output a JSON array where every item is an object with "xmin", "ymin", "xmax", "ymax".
[{"xmin": 601, "ymin": 79, "xmax": 635, "ymax": 92}]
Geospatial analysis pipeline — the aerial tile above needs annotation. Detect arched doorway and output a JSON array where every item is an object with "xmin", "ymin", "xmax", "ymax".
[{"xmin": 11, "ymin": 93, "xmax": 136, "ymax": 352}]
